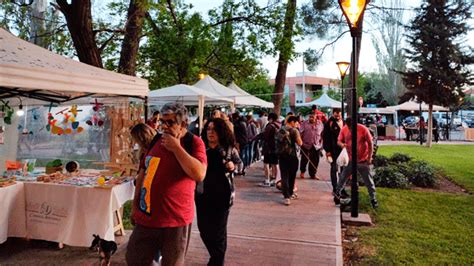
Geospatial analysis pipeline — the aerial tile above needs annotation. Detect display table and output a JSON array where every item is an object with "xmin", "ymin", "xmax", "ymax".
[
  {"xmin": 23, "ymin": 181, "xmax": 134, "ymax": 247},
  {"xmin": 0, "ymin": 182, "xmax": 27, "ymax": 244}
]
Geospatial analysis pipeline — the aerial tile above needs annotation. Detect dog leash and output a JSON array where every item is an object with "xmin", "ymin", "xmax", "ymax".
[{"xmin": 298, "ymin": 148, "xmax": 335, "ymax": 191}]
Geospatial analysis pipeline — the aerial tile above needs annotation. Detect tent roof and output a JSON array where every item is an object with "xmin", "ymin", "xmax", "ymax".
[
  {"xmin": 359, "ymin": 107, "xmax": 396, "ymax": 114},
  {"xmin": 227, "ymin": 82, "xmax": 274, "ymax": 108},
  {"xmin": 148, "ymin": 84, "xmax": 232, "ymax": 105},
  {"xmin": 387, "ymin": 100, "xmax": 448, "ymax": 111},
  {"xmin": 296, "ymin": 93, "xmax": 344, "ymax": 108},
  {"xmin": 0, "ymin": 28, "xmax": 148, "ymax": 103},
  {"xmin": 194, "ymin": 75, "xmax": 240, "ymax": 98}
]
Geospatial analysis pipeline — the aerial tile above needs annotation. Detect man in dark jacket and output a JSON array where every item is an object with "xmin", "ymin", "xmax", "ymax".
[
  {"xmin": 232, "ymin": 112, "xmax": 248, "ymax": 175},
  {"xmin": 322, "ymin": 108, "xmax": 344, "ymax": 194}
]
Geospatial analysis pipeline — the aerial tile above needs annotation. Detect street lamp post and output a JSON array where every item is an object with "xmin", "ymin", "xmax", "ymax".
[
  {"xmin": 338, "ymin": 0, "xmax": 368, "ymax": 218},
  {"xmin": 336, "ymin": 61, "xmax": 350, "ymax": 119}
]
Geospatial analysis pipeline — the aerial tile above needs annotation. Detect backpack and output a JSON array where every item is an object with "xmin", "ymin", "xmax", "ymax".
[{"xmin": 275, "ymin": 127, "xmax": 295, "ymax": 156}]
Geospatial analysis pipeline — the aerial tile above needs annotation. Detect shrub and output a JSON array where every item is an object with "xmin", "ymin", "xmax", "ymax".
[
  {"xmin": 390, "ymin": 153, "xmax": 412, "ymax": 164},
  {"xmin": 408, "ymin": 161, "xmax": 438, "ymax": 188},
  {"xmin": 373, "ymin": 165, "xmax": 410, "ymax": 189},
  {"xmin": 373, "ymin": 154, "xmax": 389, "ymax": 167}
]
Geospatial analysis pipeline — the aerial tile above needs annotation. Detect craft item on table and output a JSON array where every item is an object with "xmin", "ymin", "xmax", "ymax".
[
  {"xmin": 65, "ymin": 161, "xmax": 80, "ymax": 173},
  {"xmin": 0, "ymin": 176, "xmax": 16, "ymax": 187},
  {"xmin": 36, "ymin": 172, "xmax": 68, "ymax": 183},
  {"xmin": 45, "ymin": 159, "xmax": 63, "ymax": 174},
  {"xmin": 0, "ymin": 126, "xmax": 4, "ymax": 144}
]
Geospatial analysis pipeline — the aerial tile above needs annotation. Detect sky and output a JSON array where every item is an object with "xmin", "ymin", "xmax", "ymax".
[{"xmin": 186, "ymin": 0, "xmax": 474, "ymax": 80}]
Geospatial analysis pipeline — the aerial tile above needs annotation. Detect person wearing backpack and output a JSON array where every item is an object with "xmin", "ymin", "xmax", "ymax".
[
  {"xmin": 196, "ymin": 118, "xmax": 241, "ymax": 266},
  {"xmin": 261, "ymin": 113, "xmax": 280, "ymax": 187},
  {"xmin": 276, "ymin": 115, "xmax": 302, "ymax": 206}
]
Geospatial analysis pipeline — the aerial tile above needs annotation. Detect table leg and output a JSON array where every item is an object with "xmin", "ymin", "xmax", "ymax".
[{"xmin": 113, "ymin": 208, "xmax": 125, "ymax": 236}]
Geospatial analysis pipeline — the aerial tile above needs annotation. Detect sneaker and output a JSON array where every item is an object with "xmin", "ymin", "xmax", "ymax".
[
  {"xmin": 299, "ymin": 172, "xmax": 305, "ymax": 179},
  {"xmin": 269, "ymin": 179, "xmax": 276, "ymax": 187},
  {"xmin": 371, "ymin": 199, "xmax": 379, "ymax": 209},
  {"xmin": 310, "ymin": 175, "xmax": 320, "ymax": 180},
  {"xmin": 291, "ymin": 193, "xmax": 298, "ymax": 200},
  {"xmin": 340, "ymin": 198, "xmax": 351, "ymax": 206},
  {"xmin": 259, "ymin": 180, "xmax": 271, "ymax": 187},
  {"xmin": 284, "ymin": 198, "xmax": 291, "ymax": 205}
]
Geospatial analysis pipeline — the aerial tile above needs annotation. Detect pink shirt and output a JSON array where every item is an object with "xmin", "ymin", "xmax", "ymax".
[{"xmin": 338, "ymin": 124, "xmax": 373, "ymax": 163}]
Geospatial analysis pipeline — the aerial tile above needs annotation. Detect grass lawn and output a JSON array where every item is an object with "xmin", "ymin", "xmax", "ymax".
[
  {"xmin": 356, "ymin": 188, "xmax": 474, "ymax": 264},
  {"xmin": 377, "ymin": 145, "xmax": 474, "ymax": 192}
]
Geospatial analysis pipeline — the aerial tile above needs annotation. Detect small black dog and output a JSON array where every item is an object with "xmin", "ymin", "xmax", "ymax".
[{"xmin": 89, "ymin": 234, "xmax": 117, "ymax": 266}]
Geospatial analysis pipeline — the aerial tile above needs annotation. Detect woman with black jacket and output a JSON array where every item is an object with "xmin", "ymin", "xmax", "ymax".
[{"xmin": 197, "ymin": 118, "xmax": 241, "ymax": 266}]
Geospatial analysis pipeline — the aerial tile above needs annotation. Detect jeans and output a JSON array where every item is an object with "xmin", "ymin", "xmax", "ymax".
[
  {"xmin": 279, "ymin": 155, "xmax": 299, "ymax": 199},
  {"xmin": 335, "ymin": 162, "xmax": 376, "ymax": 201}
]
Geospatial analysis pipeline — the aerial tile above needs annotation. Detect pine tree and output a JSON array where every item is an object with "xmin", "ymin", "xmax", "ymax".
[{"xmin": 401, "ymin": 0, "xmax": 474, "ymax": 147}]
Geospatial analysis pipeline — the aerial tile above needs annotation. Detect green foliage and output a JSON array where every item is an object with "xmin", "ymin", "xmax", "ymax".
[
  {"xmin": 408, "ymin": 160, "xmax": 438, "ymax": 188},
  {"xmin": 357, "ymin": 188, "xmax": 474, "ymax": 264},
  {"xmin": 401, "ymin": 0, "xmax": 474, "ymax": 108},
  {"xmin": 239, "ymin": 72, "xmax": 273, "ymax": 102},
  {"xmin": 373, "ymin": 154, "xmax": 389, "ymax": 167},
  {"xmin": 123, "ymin": 200, "xmax": 133, "ymax": 230},
  {"xmin": 373, "ymin": 165, "xmax": 410, "ymax": 189},
  {"xmin": 378, "ymin": 145, "xmax": 474, "ymax": 192},
  {"xmin": 389, "ymin": 153, "xmax": 412, "ymax": 164}
]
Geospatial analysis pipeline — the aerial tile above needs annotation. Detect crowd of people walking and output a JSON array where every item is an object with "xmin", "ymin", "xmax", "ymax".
[{"xmin": 126, "ymin": 102, "xmax": 378, "ymax": 266}]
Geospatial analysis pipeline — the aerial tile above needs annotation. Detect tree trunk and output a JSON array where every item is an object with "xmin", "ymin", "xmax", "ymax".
[
  {"xmin": 56, "ymin": 0, "xmax": 103, "ymax": 68},
  {"xmin": 427, "ymin": 104, "xmax": 433, "ymax": 147},
  {"xmin": 118, "ymin": 0, "xmax": 147, "ymax": 76},
  {"xmin": 30, "ymin": 0, "xmax": 48, "ymax": 48},
  {"xmin": 272, "ymin": 0, "xmax": 297, "ymax": 116}
]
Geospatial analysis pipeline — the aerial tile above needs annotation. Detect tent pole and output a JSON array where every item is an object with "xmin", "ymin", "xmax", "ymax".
[{"xmin": 144, "ymin": 96, "xmax": 148, "ymax": 122}]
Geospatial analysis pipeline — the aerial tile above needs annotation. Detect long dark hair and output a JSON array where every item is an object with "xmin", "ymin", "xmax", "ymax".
[{"xmin": 202, "ymin": 118, "xmax": 235, "ymax": 149}]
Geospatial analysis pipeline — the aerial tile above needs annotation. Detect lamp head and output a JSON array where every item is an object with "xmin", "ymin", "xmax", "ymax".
[
  {"xmin": 338, "ymin": 0, "xmax": 368, "ymax": 37},
  {"xmin": 336, "ymin": 61, "xmax": 350, "ymax": 79},
  {"xmin": 199, "ymin": 73, "xmax": 205, "ymax": 80},
  {"xmin": 16, "ymin": 104, "xmax": 24, "ymax": 116}
]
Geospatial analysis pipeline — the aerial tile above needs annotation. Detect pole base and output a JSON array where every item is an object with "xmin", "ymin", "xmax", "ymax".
[{"xmin": 342, "ymin": 212, "xmax": 373, "ymax": 227}]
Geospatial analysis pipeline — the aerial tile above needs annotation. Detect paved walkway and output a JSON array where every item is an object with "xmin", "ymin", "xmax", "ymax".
[
  {"xmin": 0, "ymin": 159, "xmax": 342, "ymax": 266},
  {"xmin": 185, "ymin": 159, "xmax": 342, "ymax": 265}
]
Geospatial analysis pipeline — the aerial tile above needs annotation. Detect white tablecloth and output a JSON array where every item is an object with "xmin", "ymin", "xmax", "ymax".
[
  {"xmin": 23, "ymin": 181, "xmax": 134, "ymax": 247},
  {"xmin": 0, "ymin": 182, "xmax": 27, "ymax": 244}
]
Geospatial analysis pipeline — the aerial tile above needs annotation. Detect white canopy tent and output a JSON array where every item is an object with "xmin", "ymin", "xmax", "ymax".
[
  {"xmin": 386, "ymin": 100, "xmax": 448, "ymax": 112},
  {"xmin": 296, "ymin": 93, "xmax": 344, "ymax": 108},
  {"xmin": 0, "ymin": 27, "xmax": 149, "ymax": 173},
  {"xmin": 227, "ymin": 82, "xmax": 274, "ymax": 108},
  {"xmin": 0, "ymin": 27, "xmax": 148, "ymax": 105},
  {"xmin": 195, "ymin": 75, "xmax": 273, "ymax": 109},
  {"xmin": 148, "ymin": 84, "xmax": 233, "ymax": 133}
]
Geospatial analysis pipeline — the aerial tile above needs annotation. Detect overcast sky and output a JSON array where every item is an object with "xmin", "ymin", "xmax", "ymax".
[{"xmin": 186, "ymin": 0, "xmax": 474, "ymax": 80}]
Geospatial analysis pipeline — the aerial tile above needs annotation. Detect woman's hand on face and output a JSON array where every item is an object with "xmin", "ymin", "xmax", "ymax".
[{"xmin": 225, "ymin": 161, "xmax": 235, "ymax": 172}]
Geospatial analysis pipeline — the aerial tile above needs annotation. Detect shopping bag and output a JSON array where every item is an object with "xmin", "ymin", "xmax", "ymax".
[{"xmin": 336, "ymin": 148, "xmax": 349, "ymax": 167}]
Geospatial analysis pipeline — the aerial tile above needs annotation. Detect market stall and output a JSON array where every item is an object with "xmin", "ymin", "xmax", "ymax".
[{"xmin": 0, "ymin": 28, "xmax": 149, "ymax": 246}]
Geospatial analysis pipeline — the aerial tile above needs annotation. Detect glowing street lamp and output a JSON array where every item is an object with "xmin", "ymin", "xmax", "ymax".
[
  {"xmin": 336, "ymin": 61, "xmax": 350, "ymax": 119},
  {"xmin": 338, "ymin": 0, "xmax": 368, "ymax": 218}
]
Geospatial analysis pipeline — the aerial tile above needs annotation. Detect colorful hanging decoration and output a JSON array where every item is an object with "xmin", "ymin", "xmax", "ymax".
[
  {"xmin": 46, "ymin": 104, "xmax": 83, "ymax": 135},
  {"xmin": 86, "ymin": 99, "xmax": 106, "ymax": 130},
  {"xmin": 1, "ymin": 100, "xmax": 14, "ymax": 125}
]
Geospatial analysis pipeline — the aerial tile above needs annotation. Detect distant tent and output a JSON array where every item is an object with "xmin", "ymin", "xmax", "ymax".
[
  {"xmin": 387, "ymin": 100, "xmax": 448, "ymax": 111},
  {"xmin": 296, "ymin": 93, "xmax": 344, "ymax": 108},
  {"xmin": 227, "ymin": 82, "xmax": 274, "ymax": 108}
]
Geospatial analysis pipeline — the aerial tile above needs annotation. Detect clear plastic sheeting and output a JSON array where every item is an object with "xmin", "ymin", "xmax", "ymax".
[{"xmin": 16, "ymin": 105, "xmax": 111, "ymax": 169}]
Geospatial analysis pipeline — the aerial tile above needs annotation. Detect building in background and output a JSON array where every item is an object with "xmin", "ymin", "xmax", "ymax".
[{"xmin": 269, "ymin": 72, "xmax": 339, "ymax": 112}]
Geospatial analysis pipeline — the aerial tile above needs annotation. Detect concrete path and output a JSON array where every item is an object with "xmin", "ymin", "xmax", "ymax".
[
  {"xmin": 0, "ymin": 159, "xmax": 342, "ymax": 266},
  {"xmin": 186, "ymin": 159, "xmax": 342, "ymax": 266}
]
